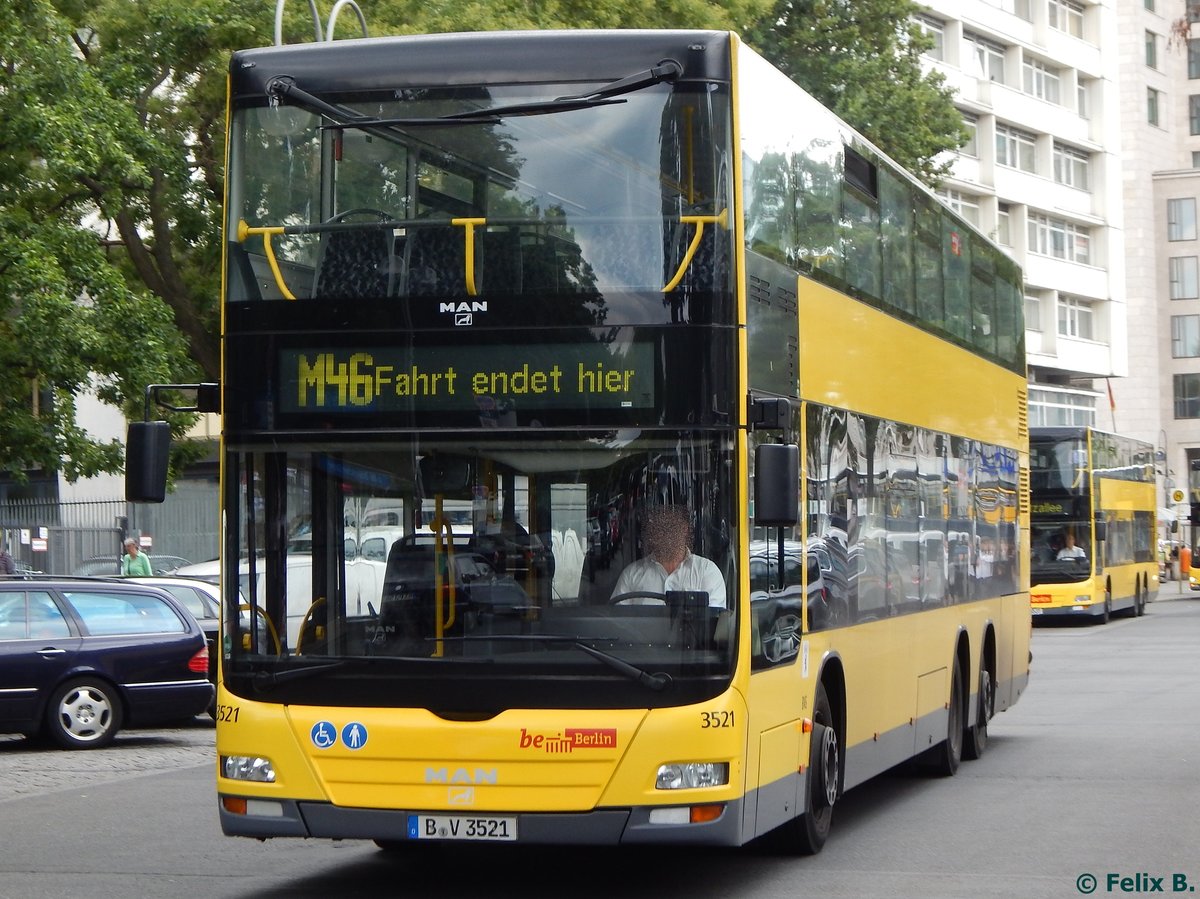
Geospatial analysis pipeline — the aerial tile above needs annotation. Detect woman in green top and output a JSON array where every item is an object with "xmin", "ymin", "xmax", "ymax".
[{"xmin": 121, "ymin": 538, "xmax": 153, "ymax": 576}]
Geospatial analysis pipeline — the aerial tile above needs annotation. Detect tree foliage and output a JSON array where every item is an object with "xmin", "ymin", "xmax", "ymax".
[
  {"xmin": 1, "ymin": 0, "xmax": 961, "ymax": 485},
  {"xmin": 744, "ymin": 0, "xmax": 966, "ymax": 184}
]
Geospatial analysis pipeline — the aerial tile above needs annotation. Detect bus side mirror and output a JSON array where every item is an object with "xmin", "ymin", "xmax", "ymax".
[
  {"xmin": 754, "ymin": 443, "xmax": 799, "ymax": 526},
  {"xmin": 126, "ymin": 421, "xmax": 171, "ymax": 503},
  {"xmin": 1094, "ymin": 518, "xmax": 1107, "ymax": 542}
]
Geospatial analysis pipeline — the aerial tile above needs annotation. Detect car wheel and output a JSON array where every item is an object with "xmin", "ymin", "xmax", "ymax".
[{"xmin": 45, "ymin": 678, "xmax": 123, "ymax": 750}]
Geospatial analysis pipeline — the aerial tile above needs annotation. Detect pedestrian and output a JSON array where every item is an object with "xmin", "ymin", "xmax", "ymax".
[
  {"xmin": 0, "ymin": 542, "xmax": 15, "ymax": 575},
  {"xmin": 121, "ymin": 538, "xmax": 153, "ymax": 576}
]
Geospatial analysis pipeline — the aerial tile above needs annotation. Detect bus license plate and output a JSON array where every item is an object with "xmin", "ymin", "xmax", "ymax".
[{"xmin": 408, "ymin": 814, "xmax": 517, "ymax": 841}]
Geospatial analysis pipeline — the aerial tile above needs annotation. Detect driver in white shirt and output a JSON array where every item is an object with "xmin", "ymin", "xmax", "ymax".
[{"xmin": 611, "ymin": 505, "xmax": 726, "ymax": 607}]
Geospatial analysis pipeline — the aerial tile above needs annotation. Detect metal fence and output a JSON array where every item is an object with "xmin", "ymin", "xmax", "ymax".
[{"xmin": 1, "ymin": 481, "xmax": 219, "ymax": 576}]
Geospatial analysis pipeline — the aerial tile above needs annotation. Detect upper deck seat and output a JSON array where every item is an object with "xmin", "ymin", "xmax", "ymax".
[{"xmin": 312, "ymin": 210, "xmax": 396, "ymax": 300}]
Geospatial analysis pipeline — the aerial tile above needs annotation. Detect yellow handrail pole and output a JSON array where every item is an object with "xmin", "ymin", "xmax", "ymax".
[
  {"xmin": 431, "ymin": 499, "xmax": 457, "ymax": 657},
  {"xmin": 451, "ymin": 218, "xmax": 486, "ymax": 297},
  {"xmin": 662, "ymin": 208, "xmax": 729, "ymax": 293},
  {"xmin": 237, "ymin": 219, "xmax": 297, "ymax": 300}
]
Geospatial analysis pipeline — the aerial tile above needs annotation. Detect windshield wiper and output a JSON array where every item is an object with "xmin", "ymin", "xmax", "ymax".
[
  {"xmin": 250, "ymin": 660, "xmax": 347, "ymax": 691},
  {"xmin": 453, "ymin": 634, "xmax": 672, "ymax": 691},
  {"xmin": 279, "ymin": 58, "xmax": 684, "ymax": 131}
]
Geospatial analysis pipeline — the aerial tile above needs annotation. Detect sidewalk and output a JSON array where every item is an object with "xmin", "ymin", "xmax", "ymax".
[{"xmin": 1155, "ymin": 575, "xmax": 1195, "ymax": 601}]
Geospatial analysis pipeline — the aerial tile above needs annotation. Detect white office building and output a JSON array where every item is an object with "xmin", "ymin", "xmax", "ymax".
[{"xmin": 919, "ymin": 0, "xmax": 1128, "ymax": 432}]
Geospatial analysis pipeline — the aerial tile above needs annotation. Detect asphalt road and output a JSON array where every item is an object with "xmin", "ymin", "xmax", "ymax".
[{"xmin": 1, "ymin": 589, "xmax": 1198, "ymax": 899}]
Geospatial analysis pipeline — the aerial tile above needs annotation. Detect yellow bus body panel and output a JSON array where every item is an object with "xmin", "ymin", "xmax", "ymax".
[{"xmin": 217, "ymin": 690, "xmax": 751, "ymax": 812}]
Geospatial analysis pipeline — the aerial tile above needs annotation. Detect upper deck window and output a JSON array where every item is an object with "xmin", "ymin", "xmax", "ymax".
[{"xmin": 226, "ymin": 81, "xmax": 734, "ymax": 324}]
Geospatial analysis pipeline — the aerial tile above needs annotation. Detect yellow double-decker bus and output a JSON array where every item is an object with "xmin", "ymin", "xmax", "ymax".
[
  {"xmin": 129, "ymin": 27, "xmax": 1030, "ymax": 853},
  {"xmin": 1029, "ymin": 427, "xmax": 1157, "ymax": 621}
]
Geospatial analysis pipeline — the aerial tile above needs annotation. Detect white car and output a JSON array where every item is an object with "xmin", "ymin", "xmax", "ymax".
[{"xmin": 173, "ymin": 551, "xmax": 387, "ymax": 649}]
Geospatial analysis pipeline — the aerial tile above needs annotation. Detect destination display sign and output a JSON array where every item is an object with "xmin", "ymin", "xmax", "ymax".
[{"xmin": 278, "ymin": 342, "xmax": 656, "ymax": 414}]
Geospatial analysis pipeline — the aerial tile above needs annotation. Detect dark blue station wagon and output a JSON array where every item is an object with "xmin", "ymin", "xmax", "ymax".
[{"xmin": 0, "ymin": 579, "xmax": 214, "ymax": 749}]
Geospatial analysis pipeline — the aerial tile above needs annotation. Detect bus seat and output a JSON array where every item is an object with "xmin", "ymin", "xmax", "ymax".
[
  {"xmin": 481, "ymin": 227, "xmax": 522, "ymax": 293},
  {"xmin": 312, "ymin": 214, "xmax": 395, "ymax": 299},
  {"xmin": 405, "ymin": 225, "xmax": 471, "ymax": 297},
  {"xmin": 521, "ymin": 235, "xmax": 562, "ymax": 292}
]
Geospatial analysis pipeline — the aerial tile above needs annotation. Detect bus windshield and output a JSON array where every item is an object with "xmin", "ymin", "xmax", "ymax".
[
  {"xmin": 224, "ymin": 430, "xmax": 737, "ymax": 712},
  {"xmin": 227, "ymin": 79, "xmax": 733, "ymax": 317}
]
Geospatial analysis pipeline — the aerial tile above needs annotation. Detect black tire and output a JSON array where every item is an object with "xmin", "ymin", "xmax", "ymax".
[
  {"xmin": 45, "ymin": 678, "xmax": 122, "ymax": 750},
  {"xmin": 963, "ymin": 662, "xmax": 993, "ymax": 761},
  {"xmin": 1099, "ymin": 592, "xmax": 1111, "ymax": 625},
  {"xmin": 769, "ymin": 682, "xmax": 838, "ymax": 854},
  {"xmin": 928, "ymin": 658, "xmax": 964, "ymax": 776},
  {"xmin": 1135, "ymin": 580, "xmax": 1146, "ymax": 617}
]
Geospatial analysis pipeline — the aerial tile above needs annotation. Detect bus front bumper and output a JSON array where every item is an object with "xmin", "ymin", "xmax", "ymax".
[{"xmin": 218, "ymin": 796, "xmax": 746, "ymax": 846}]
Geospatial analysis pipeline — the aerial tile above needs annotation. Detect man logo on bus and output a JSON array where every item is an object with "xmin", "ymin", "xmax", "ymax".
[{"xmin": 440, "ymin": 301, "xmax": 487, "ymax": 327}]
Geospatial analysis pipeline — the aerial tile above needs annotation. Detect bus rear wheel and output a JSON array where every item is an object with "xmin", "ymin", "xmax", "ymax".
[
  {"xmin": 963, "ymin": 664, "xmax": 992, "ymax": 761},
  {"xmin": 927, "ymin": 658, "xmax": 963, "ymax": 776}
]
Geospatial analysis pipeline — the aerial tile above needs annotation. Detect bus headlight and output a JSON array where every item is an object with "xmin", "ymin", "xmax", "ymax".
[
  {"xmin": 222, "ymin": 754, "xmax": 277, "ymax": 783},
  {"xmin": 1074, "ymin": 595, "xmax": 1090, "ymax": 604},
  {"xmin": 655, "ymin": 762, "xmax": 729, "ymax": 790}
]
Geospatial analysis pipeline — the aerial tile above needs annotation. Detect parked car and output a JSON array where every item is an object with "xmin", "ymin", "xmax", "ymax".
[
  {"xmin": 71, "ymin": 555, "xmax": 192, "ymax": 577},
  {"xmin": 121, "ymin": 576, "xmax": 222, "ymax": 714},
  {"xmin": 0, "ymin": 578, "xmax": 213, "ymax": 748}
]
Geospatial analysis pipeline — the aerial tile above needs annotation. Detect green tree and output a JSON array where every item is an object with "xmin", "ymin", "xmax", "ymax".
[
  {"xmin": 3, "ymin": 0, "xmax": 773, "ymax": 483},
  {"xmin": 744, "ymin": 0, "xmax": 966, "ymax": 185},
  {"xmin": 0, "ymin": 0, "xmax": 242, "ymax": 481}
]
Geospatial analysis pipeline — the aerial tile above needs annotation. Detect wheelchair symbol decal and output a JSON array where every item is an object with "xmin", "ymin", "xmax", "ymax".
[{"xmin": 310, "ymin": 720, "xmax": 337, "ymax": 749}]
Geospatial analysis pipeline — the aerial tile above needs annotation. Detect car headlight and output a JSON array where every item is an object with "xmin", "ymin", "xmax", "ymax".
[
  {"xmin": 221, "ymin": 754, "xmax": 276, "ymax": 783},
  {"xmin": 655, "ymin": 762, "xmax": 729, "ymax": 790}
]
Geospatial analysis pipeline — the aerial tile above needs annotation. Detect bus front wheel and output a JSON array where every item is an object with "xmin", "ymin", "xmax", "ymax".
[
  {"xmin": 765, "ymin": 682, "xmax": 838, "ymax": 855},
  {"xmin": 788, "ymin": 683, "xmax": 838, "ymax": 854}
]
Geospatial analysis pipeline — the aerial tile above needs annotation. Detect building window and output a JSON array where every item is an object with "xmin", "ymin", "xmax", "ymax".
[
  {"xmin": 1170, "ymin": 256, "xmax": 1200, "ymax": 298},
  {"xmin": 1077, "ymin": 80, "xmax": 1089, "ymax": 118},
  {"xmin": 967, "ymin": 33, "xmax": 1007, "ymax": 83},
  {"xmin": 1028, "ymin": 387, "xmax": 1095, "ymax": 428},
  {"xmin": 1192, "ymin": 151, "xmax": 1200, "ymax": 168},
  {"xmin": 996, "ymin": 124, "xmax": 1037, "ymax": 173},
  {"xmin": 961, "ymin": 115, "xmax": 978, "ymax": 156},
  {"xmin": 1172, "ymin": 316, "xmax": 1200, "ymax": 357},
  {"xmin": 1144, "ymin": 0, "xmax": 1153, "ymax": 11},
  {"xmin": 1149, "ymin": 88, "xmax": 1161, "ymax": 126},
  {"xmin": 1049, "ymin": 0, "xmax": 1085, "ymax": 38},
  {"xmin": 1174, "ymin": 373, "xmax": 1200, "ymax": 418},
  {"xmin": 1053, "ymin": 143, "xmax": 1090, "ymax": 190},
  {"xmin": 997, "ymin": 204, "xmax": 1011, "ymax": 245},
  {"xmin": 1147, "ymin": 31, "xmax": 1159, "ymax": 69},
  {"xmin": 1057, "ymin": 295, "xmax": 1094, "ymax": 340},
  {"xmin": 916, "ymin": 16, "xmax": 945, "ymax": 61},
  {"xmin": 982, "ymin": 0, "xmax": 1033, "ymax": 21},
  {"xmin": 1169, "ymin": 198, "xmax": 1198, "ymax": 241},
  {"xmin": 1191, "ymin": 96, "xmax": 1200, "ymax": 135},
  {"xmin": 1190, "ymin": 39, "xmax": 1200, "ymax": 79},
  {"xmin": 1023, "ymin": 57, "xmax": 1061, "ymax": 103},
  {"xmin": 1191, "ymin": 2, "xmax": 1200, "ymax": 23},
  {"xmin": 936, "ymin": 189, "xmax": 981, "ymax": 226},
  {"xmin": 1028, "ymin": 213, "xmax": 1091, "ymax": 264},
  {"xmin": 1024, "ymin": 293, "xmax": 1040, "ymax": 330}
]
